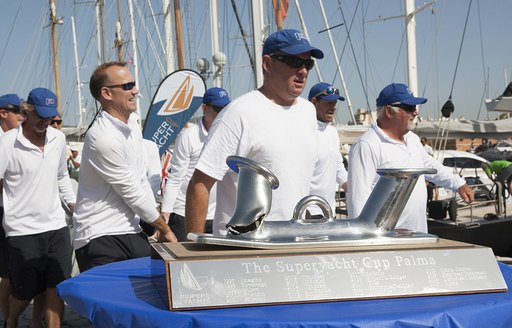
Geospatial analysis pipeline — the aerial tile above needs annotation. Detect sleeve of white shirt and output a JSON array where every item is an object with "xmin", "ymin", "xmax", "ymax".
[
  {"xmin": 423, "ymin": 150, "xmax": 466, "ymax": 191},
  {"xmin": 0, "ymin": 135, "xmax": 9, "ymax": 179},
  {"xmin": 336, "ymin": 152, "xmax": 348, "ymax": 186},
  {"xmin": 88, "ymin": 135, "xmax": 159, "ymax": 223},
  {"xmin": 57, "ymin": 137, "xmax": 76, "ymax": 204},
  {"xmin": 143, "ymin": 140, "xmax": 162, "ymax": 197},
  {"xmin": 161, "ymin": 131, "xmax": 191, "ymax": 213},
  {"xmin": 347, "ymin": 140, "xmax": 379, "ymax": 219}
]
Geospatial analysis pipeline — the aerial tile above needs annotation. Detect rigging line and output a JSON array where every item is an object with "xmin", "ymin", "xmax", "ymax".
[
  {"xmin": 475, "ymin": 0, "xmax": 487, "ymax": 121},
  {"xmin": 447, "ymin": 0, "xmax": 473, "ymax": 100},
  {"xmin": 391, "ymin": 19, "xmax": 407, "ymax": 84},
  {"xmin": 0, "ymin": 0, "xmax": 25, "ymax": 66},
  {"xmin": 230, "ymin": 0, "xmax": 256, "ymax": 80},
  {"xmin": 337, "ymin": 0, "xmax": 372, "ymax": 112},
  {"xmin": 476, "ymin": 0, "xmax": 487, "ymax": 98},
  {"xmin": 133, "ymin": 0, "xmax": 165, "ymax": 76},
  {"xmin": 145, "ymin": 0, "xmax": 166, "ymax": 58}
]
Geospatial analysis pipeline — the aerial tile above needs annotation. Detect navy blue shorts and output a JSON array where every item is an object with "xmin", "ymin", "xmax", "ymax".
[
  {"xmin": 0, "ymin": 207, "xmax": 8, "ymax": 278},
  {"xmin": 75, "ymin": 232, "xmax": 150, "ymax": 272},
  {"xmin": 8, "ymin": 226, "xmax": 72, "ymax": 300}
]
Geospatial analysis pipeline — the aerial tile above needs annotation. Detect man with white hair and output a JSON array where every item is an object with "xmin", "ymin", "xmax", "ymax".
[{"xmin": 347, "ymin": 83, "xmax": 474, "ymax": 232}]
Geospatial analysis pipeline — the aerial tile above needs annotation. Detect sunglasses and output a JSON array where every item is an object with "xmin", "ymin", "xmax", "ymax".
[
  {"xmin": 391, "ymin": 103, "xmax": 417, "ymax": 113},
  {"xmin": 106, "ymin": 81, "xmax": 136, "ymax": 91},
  {"xmin": 313, "ymin": 87, "xmax": 339, "ymax": 99},
  {"xmin": 270, "ymin": 54, "xmax": 315, "ymax": 71},
  {"xmin": 3, "ymin": 104, "xmax": 21, "ymax": 114},
  {"xmin": 51, "ymin": 119, "xmax": 62, "ymax": 125}
]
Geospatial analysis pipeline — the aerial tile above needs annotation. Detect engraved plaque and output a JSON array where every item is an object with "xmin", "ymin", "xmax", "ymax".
[{"xmin": 162, "ymin": 246, "xmax": 507, "ymax": 310}]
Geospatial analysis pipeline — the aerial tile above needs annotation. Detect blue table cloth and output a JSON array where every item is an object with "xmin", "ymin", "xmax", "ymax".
[{"xmin": 57, "ymin": 256, "xmax": 512, "ymax": 328}]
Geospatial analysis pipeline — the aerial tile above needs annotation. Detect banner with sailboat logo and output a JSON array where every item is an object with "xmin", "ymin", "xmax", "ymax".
[{"xmin": 143, "ymin": 69, "xmax": 206, "ymax": 156}]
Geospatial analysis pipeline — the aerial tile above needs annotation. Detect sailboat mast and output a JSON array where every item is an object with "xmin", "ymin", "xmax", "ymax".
[
  {"xmin": 50, "ymin": 0, "xmax": 61, "ymax": 114},
  {"xmin": 174, "ymin": 0, "xmax": 185, "ymax": 69},
  {"xmin": 71, "ymin": 16, "xmax": 84, "ymax": 130},
  {"xmin": 251, "ymin": 0, "xmax": 264, "ymax": 88},
  {"xmin": 115, "ymin": 0, "xmax": 123, "ymax": 61},
  {"xmin": 95, "ymin": 0, "xmax": 108, "ymax": 64},
  {"xmin": 163, "ymin": 0, "xmax": 176, "ymax": 74},
  {"xmin": 127, "ymin": 0, "xmax": 141, "ymax": 118},
  {"xmin": 210, "ymin": 0, "xmax": 226, "ymax": 87},
  {"xmin": 405, "ymin": 0, "xmax": 419, "ymax": 95}
]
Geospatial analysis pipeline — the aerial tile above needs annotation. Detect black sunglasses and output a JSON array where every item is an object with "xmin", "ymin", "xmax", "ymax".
[
  {"xmin": 3, "ymin": 104, "xmax": 21, "ymax": 114},
  {"xmin": 51, "ymin": 119, "xmax": 62, "ymax": 125},
  {"xmin": 313, "ymin": 87, "xmax": 339, "ymax": 99},
  {"xmin": 391, "ymin": 103, "xmax": 417, "ymax": 113},
  {"xmin": 270, "ymin": 54, "xmax": 315, "ymax": 71},
  {"xmin": 106, "ymin": 81, "xmax": 136, "ymax": 91}
]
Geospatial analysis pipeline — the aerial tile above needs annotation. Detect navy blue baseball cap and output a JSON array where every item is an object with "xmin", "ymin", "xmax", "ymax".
[
  {"xmin": 376, "ymin": 83, "xmax": 427, "ymax": 107},
  {"xmin": 27, "ymin": 87, "xmax": 59, "ymax": 118},
  {"xmin": 263, "ymin": 29, "xmax": 324, "ymax": 59},
  {"xmin": 203, "ymin": 87, "xmax": 230, "ymax": 107},
  {"xmin": 0, "ymin": 94, "xmax": 21, "ymax": 108},
  {"xmin": 308, "ymin": 82, "xmax": 345, "ymax": 101}
]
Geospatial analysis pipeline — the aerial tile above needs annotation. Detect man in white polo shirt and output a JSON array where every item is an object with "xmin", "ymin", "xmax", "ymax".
[
  {"xmin": 73, "ymin": 61, "xmax": 177, "ymax": 272},
  {"xmin": 347, "ymin": 83, "xmax": 474, "ymax": 233},
  {"xmin": 0, "ymin": 88, "xmax": 76, "ymax": 328}
]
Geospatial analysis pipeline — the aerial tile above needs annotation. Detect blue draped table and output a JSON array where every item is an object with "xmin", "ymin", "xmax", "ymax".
[{"xmin": 57, "ymin": 256, "xmax": 512, "ymax": 328}]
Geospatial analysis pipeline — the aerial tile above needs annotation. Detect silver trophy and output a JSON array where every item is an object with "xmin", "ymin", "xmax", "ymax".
[{"xmin": 188, "ymin": 156, "xmax": 439, "ymax": 248}]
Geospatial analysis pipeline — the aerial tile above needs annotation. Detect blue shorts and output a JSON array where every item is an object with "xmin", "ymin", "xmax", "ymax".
[{"xmin": 8, "ymin": 226, "xmax": 72, "ymax": 300}]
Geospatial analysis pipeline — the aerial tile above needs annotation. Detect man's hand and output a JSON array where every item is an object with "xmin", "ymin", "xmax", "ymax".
[
  {"xmin": 458, "ymin": 184, "xmax": 474, "ymax": 204},
  {"xmin": 151, "ymin": 213, "xmax": 178, "ymax": 243},
  {"xmin": 157, "ymin": 229, "xmax": 178, "ymax": 243}
]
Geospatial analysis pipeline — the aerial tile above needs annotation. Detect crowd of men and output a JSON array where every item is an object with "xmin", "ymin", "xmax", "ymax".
[{"xmin": 0, "ymin": 28, "xmax": 475, "ymax": 327}]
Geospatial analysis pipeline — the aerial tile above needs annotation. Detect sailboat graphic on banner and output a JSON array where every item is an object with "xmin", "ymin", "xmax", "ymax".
[{"xmin": 143, "ymin": 69, "xmax": 206, "ymax": 156}]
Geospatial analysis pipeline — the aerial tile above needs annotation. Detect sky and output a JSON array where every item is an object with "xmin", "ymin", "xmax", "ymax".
[{"xmin": 1, "ymin": 0, "xmax": 511, "ymax": 128}]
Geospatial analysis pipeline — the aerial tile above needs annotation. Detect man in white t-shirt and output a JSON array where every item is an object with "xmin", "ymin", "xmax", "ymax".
[
  {"xmin": 307, "ymin": 82, "xmax": 348, "ymax": 218},
  {"xmin": 161, "ymin": 87, "xmax": 230, "ymax": 240},
  {"xmin": 185, "ymin": 29, "xmax": 324, "ymax": 236},
  {"xmin": 347, "ymin": 83, "xmax": 474, "ymax": 233},
  {"xmin": 0, "ymin": 88, "xmax": 76, "ymax": 328}
]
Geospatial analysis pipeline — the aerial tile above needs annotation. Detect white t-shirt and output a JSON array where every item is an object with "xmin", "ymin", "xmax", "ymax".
[
  {"xmin": 73, "ymin": 112, "xmax": 159, "ymax": 249},
  {"xmin": 309, "ymin": 121, "xmax": 348, "ymax": 216},
  {"xmin": 195, "ymin": 90, "xmax": 319, "ymax": 235},
  {"xmin": 161, "ymin": 120, "xmax": 216, "ymax": 219},
  {"xmin": 0, "ymin": 126, "xmax": 75, "ymax": 236},
  {"xmin": 347, "ymin": 122, "xmax": 466, "ymax": 233}
]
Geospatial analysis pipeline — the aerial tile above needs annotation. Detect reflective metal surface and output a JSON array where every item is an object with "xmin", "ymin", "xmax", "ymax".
[{"xmin": 189, "ymin": 156, "xmax": 439, "ymax": 249}]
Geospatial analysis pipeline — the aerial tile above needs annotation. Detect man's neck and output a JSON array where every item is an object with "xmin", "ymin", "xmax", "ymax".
[
  {"xmin": 103, "ymin": 107, "xmax": 130, "ymax": 124},
  {"xmin": 258, "ymin": 85, "xmax": 297, "ymax": 107},
  {"xmin": 22, "ymin": 125, "xmax": 46, "ymax": 148},
  {"xmin": 376, "ymin": 119, "xmax": 406, "ymax": 143}
]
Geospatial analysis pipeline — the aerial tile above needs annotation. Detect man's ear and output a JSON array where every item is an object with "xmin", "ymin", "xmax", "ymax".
[
  {"xmin": 100, "ymin": 87, "xmax": 112, "ymax": 101},
  {"xmin": 262, "ymin": 55, "xmax": 272, "ymax": 73}
]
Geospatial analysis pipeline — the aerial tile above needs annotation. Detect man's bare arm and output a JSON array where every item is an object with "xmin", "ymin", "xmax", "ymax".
[{"xmin": 185, "ymin": 169, "xmax": 217, "ymax": 235}]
